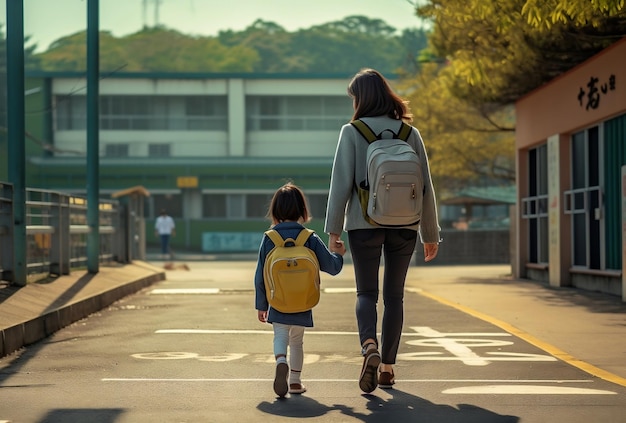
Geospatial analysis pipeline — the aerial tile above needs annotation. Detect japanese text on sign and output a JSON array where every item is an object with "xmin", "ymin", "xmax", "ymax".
[{"xmin": 578, "ymin": 74, "xmax": 617, "ymax": 110}]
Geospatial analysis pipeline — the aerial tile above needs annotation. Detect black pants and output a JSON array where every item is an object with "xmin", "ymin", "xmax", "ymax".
[{"xmin": 348, "ymin": 228, "xmax": 417, "ymax": 364}]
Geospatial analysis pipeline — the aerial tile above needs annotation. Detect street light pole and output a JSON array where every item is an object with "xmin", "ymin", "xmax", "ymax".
[
  {"xmin": 6, "ymin": 0, "xmax": 27, "ymax": 286},
  {"xmin": 87, "ymin": 0, "xmax": 100, "ymax": 273}
]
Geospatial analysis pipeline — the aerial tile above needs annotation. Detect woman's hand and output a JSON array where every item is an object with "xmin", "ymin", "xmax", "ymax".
[
  {"xmin": 258, "ymin": 310, "xmax": 268, "ymax": 323},
  {"xmin": 424, "ymin": 243, "xmax": 439, "ymax": 262}
]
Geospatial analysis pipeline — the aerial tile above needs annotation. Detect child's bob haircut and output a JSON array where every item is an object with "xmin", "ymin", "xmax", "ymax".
[{"xmin": 267, "ymin": 182, "xmax": 312, "ymax": 224}]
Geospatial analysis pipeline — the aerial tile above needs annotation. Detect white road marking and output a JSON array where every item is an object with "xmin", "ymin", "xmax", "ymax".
[
  {"xmin": 156, "ymin": 329, "xmax": 351, "ymax": 335},
  {"xmin": 102, "ymin": 378, "xmax": 615, "ymax": 395},
  {"xmin": 154, "ymin": 327, "xmax": 556, "ymax": 364},
  {"xmin": 155, "ymin": 329, "xmax": 510, "ymax": 337},
  {"xmin": 150, "ymin": 288, "xmax": 219, "ymax": 294},
  {"xmin": 149, "ymin": 287, "xmax": 359, "ymax": 294},
  {"xmin": 102, "ymin": 378, "xmax": 594, "ymax": 384},
  {"xmin": 323, "ymin": 288, "xmax": 356, "ymax": 293},
  {"xmin": 397, "ymin": 352, "xmax": 557, "ymax": 362},
  {"xmin": 442, "ymin": 385, "xmax": 617, "ymax": 395},
  {"xmin": 132, "ymin": 352, "xmax": 249, "ymax": 361}
]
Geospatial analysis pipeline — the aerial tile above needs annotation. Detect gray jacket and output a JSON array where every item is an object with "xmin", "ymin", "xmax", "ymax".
[{"xmin": 324, "ymin": 115, "xmax": 441, "ymax": 244}]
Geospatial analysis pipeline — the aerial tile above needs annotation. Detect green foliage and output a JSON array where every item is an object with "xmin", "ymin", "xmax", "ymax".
[
  {"xmin": 416, "ymin": 0, "xmax": 625, "ymax": 105},
  {"xmin": 40, "ymin": 28, "xmax": 259, "ymax": 73},
  {"xmin": 399, "ymin": 64, "xmax": 515, "ymax": 192},
  {"xmin": 523, "ymin": 0, "xmax": 625, "ymax": 29},
  {"xmin": 34, "ymin": 16, "xmax": 429, "ymax": 75}
]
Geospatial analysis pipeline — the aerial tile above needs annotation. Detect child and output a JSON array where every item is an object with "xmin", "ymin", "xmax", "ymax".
[{"xmin": 254, "ymin": 182, "xmax": 346, "ymax": 398}]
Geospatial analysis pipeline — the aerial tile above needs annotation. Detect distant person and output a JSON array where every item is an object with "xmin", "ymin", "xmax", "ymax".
[
  {"xmin": 324, "ymin": 68, "xmax": 441, "ymax": 393},
  {"xmin": 254, "ymin": 182, "xmax": 345, "ymax": 398},
  {"xmin": 154, "ymin": 209, "xmax": 176, "ymax": 259}
]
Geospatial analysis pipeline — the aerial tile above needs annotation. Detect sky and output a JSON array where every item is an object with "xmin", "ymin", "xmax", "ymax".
[{"xmin": 0, "ymin": 0, "xmax": 426, "ymax": 52}]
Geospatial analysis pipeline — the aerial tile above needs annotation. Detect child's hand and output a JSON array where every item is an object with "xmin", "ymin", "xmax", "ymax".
[
  {"xmin": 257, "ymin": 310, "xmax": 268, "ymax": 323},
  {"xmin": 329, "ymin": 234, "xmax": 346, "ymax": 256}
]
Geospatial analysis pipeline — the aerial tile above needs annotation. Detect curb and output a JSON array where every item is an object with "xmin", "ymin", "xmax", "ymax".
[{"xmin": 1, "ymin": 268, "xmax": 165, "ymax": 358}]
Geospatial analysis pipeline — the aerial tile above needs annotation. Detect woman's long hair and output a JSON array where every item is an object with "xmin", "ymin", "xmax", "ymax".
[{"xmin": 348, "ymin": 68, "xmax": 412, "ymax": 122}]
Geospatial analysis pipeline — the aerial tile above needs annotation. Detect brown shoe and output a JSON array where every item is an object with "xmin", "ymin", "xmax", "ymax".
[
  {"xmin": 273, "ymin": 362, "xmax": 289, "ymax": 397},
  {"xmin": 379, "ymin": 371, "xmax": 395, "ymax": 389},
  {"xmin": 358, "ymin": 345, "xmax": 381, "ymax": 393}
]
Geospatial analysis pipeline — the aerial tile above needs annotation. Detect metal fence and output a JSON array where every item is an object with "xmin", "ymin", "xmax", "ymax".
[{"xmin": 0, "ymin": 181, "xmax": 145, "ymax": 284}]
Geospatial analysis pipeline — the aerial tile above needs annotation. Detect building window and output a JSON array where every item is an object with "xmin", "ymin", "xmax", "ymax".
[
  {"xmin": 105, "ymin": 143, "xmax": 129, "ymax": 158},
  {"xmin": 55, "ymin": 95, "xmax": 228, "ymax": 131},
  {"xmin": 185, "ymin": 97, "xmax": 228, "ymax": 130},
  {"xmin": 246, "ymin": 193, "xmax": 273, "ymax": 218},
  {"xmin": 246, "ymin": 96, "xmax": 352, "ymax": 131},
  {"xmin": 149, "ymin": 143, "xmax": 170, "ymax": 157},
  {"xmin": 202, "ymin": 194, "xmax": 227, "ymax": 218},
  {"xmin": 564, "ymin": 127, "xmax": 602, "ymax": 269},
  {"xmin": 227, "ymin": 194, "xmax": 245, "ymax": 219},
  {"xmin": 56, "ymin": 95, "xmax": 87, "ymax": 130},
  {"xmin": 521, "ymin": 144, "xmax": 548, "ymax": 263}
]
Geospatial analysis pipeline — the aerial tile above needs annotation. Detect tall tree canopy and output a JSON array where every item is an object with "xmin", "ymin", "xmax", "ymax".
[
  {"xmin": 41, "ymin": 28, "xmax": 260, "ymax": 73},
  {"xmin": 400, "ymin": 63, "xmax": 516, "ymax": 191},
  {"xmin": 35, "ymin": 16, "xmax": 429, "ymax": 75},
  {"xmin": 415, "ymin": 0, "xmax": 625, "ymax": 105},
  {"xmin": 394, "ymin": 0, "xmax": 625, "ymax": 193}
]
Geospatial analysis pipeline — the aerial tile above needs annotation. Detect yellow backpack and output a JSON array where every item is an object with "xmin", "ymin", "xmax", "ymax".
[{"xmin": 263, "ymin": 229, "xmax": 321, "ymax": 313}]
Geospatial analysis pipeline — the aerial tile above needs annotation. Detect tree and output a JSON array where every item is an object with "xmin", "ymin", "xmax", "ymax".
[
  {"xmin": 399, "ymin": 63, "xmax": 515, "ymax": 193},
  {"xmin": 287, "ymin": 16, "xmax": 415, "ymax": 74},
  {"xmin": 34, "ymin": 17, "xmax": 430, "ymax": 75},
  {"xmin": 39, "ymin": 28, "xmax": 260, "ymax": 73},
  {"xmin": 415, "ymin": 0, "xmax": 625, "ymax": 105},
  {"xmin": 522, "ymin": 0, "xmax": 626, "ymax": 29},
  {"xmin": 398, "ymin": 0, "xmax": 624, "ymax": 191},
  {"xmin": 120, "ymin": 28, "xmax": 259, "ymax": 73},
  {"xmin": 218, "ymin": 20, "xmax": 295, "ymax": 72}
]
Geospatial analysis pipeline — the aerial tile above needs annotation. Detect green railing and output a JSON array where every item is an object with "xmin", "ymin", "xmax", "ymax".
[{"xmin": 0, "ymin": 181, "xmax": 145, "ymax": 284}]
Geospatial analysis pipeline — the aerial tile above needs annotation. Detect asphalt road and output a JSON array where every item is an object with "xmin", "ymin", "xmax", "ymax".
[{"xmin": 0, "ymin": 262, "xmax": 624, "ymax": 422}]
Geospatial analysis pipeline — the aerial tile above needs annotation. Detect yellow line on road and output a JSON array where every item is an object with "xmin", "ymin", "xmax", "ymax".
[{"xmin": 418, "ymin": 290, "xmax": 626, "ymax": 388}]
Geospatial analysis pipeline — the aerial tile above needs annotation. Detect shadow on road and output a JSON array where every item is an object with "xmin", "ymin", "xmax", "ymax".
[{"xmin": 257, "ymin": 388, "xmax": 520, "ymax": 422}]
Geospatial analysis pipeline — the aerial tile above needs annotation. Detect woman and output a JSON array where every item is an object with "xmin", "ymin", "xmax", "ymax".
[{"xmin": 324, "ymin": 68, "xmax": 441, "ymax": 393}]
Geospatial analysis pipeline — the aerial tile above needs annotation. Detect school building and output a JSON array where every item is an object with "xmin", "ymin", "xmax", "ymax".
[
  {"xmin": 21, "ymin": 72, "xmax": 355, "ymax": 252},
  {"xmin": 515, "ymin": 37, "xmax": 626, "ymax": 300}
]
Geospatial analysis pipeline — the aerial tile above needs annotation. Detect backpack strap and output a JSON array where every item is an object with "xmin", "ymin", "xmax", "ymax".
[
  {"xmin": 351, "ymin": 119, "xmax": 413, "ymax": 143},
  {"xmin": 397, "ymin": 122, "xmax": 412, "ymax": 141},
  {"xmin": 264, "ymin": 229, "xmax": 285, "ymax": 247},
  {"xmin": 294, "ymin": 228, "xmax": 315, "ymax": 246},
  {"xmin": 350, "ymin": 120, "xmax": 378, "ymax": 143},
  {"xmin": 265, "ymin": 228, "xmax": 314, "ymax": 247}
]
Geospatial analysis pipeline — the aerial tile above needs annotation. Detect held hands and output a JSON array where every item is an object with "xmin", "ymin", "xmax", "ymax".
[
  {"xmin": 329, "ymin": 233, "xmax": 346, "ymax": 256},
  {"xmin": 424, "ymin": 242, "xmax": 439, "ymax": 262}
]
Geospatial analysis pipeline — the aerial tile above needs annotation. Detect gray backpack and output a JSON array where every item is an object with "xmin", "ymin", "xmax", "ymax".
[{"xmin": 351, "ymin": 119, "xmax": 424, "ymax": 227}]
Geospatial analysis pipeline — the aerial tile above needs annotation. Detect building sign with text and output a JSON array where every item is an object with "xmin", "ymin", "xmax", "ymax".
[{"xmin": 577, "ymin": 74, "xmax": 617, "ymax": 110}]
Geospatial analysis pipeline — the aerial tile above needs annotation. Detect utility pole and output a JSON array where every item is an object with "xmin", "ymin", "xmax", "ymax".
[
  {"xmin": 87, "ymin": 0, "xmax": 100, "ymax": 273},
  {"xmin": 142, "ymin": 0, "xmax": 148, "ymax": 29},
  {"xmin": 143, "ymin": 0, "xmax": 163, "ymax": 28},
  {"xmin": 6, "ymin": 0, "xmax": 27, "ymax": 286},
  {"xmin": 154, "ymin": 0, "xmax": 162, "ymax": 27}
]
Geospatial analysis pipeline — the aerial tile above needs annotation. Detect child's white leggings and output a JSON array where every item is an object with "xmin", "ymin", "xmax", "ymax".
[{"xmin": 273, "ymin": 323, "xmax": 305, "ymax": 371}]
